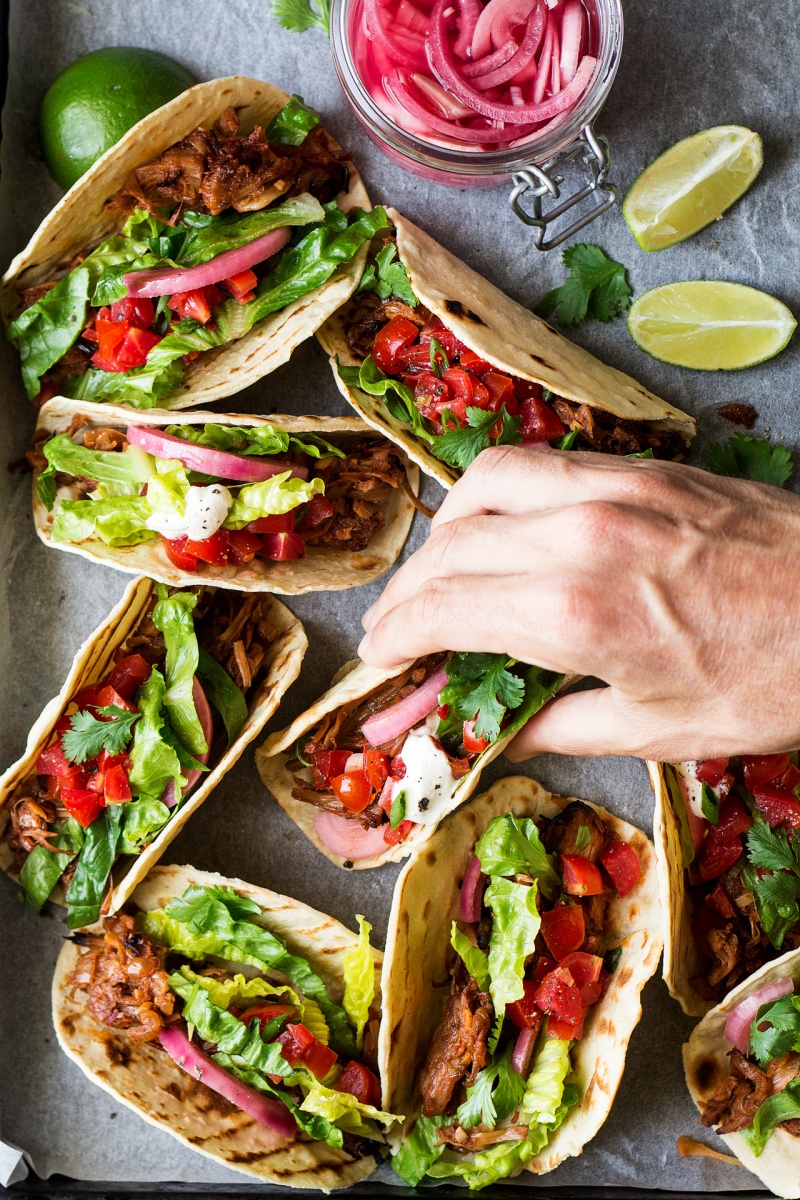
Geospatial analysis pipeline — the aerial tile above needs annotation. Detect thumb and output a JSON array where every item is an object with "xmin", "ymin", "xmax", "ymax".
[{"xmin": 504, "ymin": 687, "xmax": 652, "ymax": 760}]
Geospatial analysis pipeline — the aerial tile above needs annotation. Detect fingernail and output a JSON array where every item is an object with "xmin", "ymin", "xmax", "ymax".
[{"xmin": 361, "ymin": 603, "xmax": 376, "ymax": 629}]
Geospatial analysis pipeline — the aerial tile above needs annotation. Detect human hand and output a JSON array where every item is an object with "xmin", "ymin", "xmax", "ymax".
[{"xmin": 358, "ymin": 444, "xmax": 800, "ymax": 761}]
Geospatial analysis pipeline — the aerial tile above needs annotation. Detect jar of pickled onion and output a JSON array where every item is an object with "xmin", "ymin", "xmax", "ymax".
[{"xmin": 331, "ymin": 0, "xmax": 623, "ymax": 247}]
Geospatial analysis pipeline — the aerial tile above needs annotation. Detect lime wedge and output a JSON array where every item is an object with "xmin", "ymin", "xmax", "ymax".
[
  {"xmin": 623, "ymin": 126, "xmax": 763, "ymax": 251},
  {"xmin": 628, "ymin": 281, "xmax": 796, "ymax": 370}
]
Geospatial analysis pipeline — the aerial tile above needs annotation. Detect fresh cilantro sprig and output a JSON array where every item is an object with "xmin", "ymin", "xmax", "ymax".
[
  {"xmin": 439, "ymin": 653, "xmax": 526, "ymax": 744},
  {"xmin": 432, "ymin": 405, "xmax": 520, "ymax": 473},
  {"xmin": 742, "ymin": 820, "xmax": 800, "ymax": 948},
  {"xmin": 456, "ymin": 1045, "xmax": 525, "ymax": 1129},
  {"xmin": 705, "ymin": 432, "xmax": 793, "ymax": 487},
  {"xmin": 61, "ymin": 706, "xmax": 140, "ymax": 764},
  {"xmin": 535, "ymin": 244, "xmax": 632, "ymax": 326},
  {"xmin": 357, "ymin": 243, "xmax": 418, "ymax": 307},
  {"xmin": 749, "ymin": 994, "xmax": 800, "ymax": 1067},
  {"xmin": 269, "ymin": 0, "xmax": 331, "ymax": 34}
]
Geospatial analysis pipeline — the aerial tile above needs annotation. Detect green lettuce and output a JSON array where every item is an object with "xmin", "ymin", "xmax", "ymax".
[
  {"xmin": 18, "ymin": 819, "xmax": 83, "ymax": 913},
  {"xmin": 38, "ymin": 436, "xmax": 154, "ymax": 508},
  {"xmin": 450, "ymin": 922, "xmax": 490, "ymax": 990},
  {"xmin": 128, "ymin": 668, "xmax": 185, "ymax": 802},
  {"xmin": 338, "ymin": 355, "xmax": 434, "ymax": 446},
  {"xmin": 168, "ymin": 193, "xmax": 324, "ymax": 269},
  {"xmin": 520, "ymin": 1035, "xmax": 571, "ymax": 1125},
  {"xmin": 341, "ymin": 914, "xmax": 375, "ymax": 1050},
  {"xmin": 743, "ymin": 1078, "xmax": 800, "ymax": 1156},
  {"xmin": 163, "ymin": 421, "xmax": 345, "ymax": 460},
  {"xmin": 484, "ymin": 876, "xmax": 541, "ymax": 1014},
  {"xmin": 174, "ymin": 964, "xmax": 299, "ymax": 1013},
  {"xmin": 50, "ymin": 496, "xmax": 155, "ymax": 547},
  {"xmin": 65, "ymin": 357, "xmax": 186, "ymax": 409},
  {"xmin": 169, "ymin": 970, "xmax": 293, "ymax": 1075},
  {"xmin": 211, "ymin": 1054, "xmax": 342, "ymax": 1147},
  {"xmin": 224, "ymin": 473, "xmax": 324, "ymax": 527},
  {"xmin": 195, "ymin": 649, "xmax": 248, "ymax": 746},
  {"xmin": 391, "ymin": 1115, "xmax": 449, "ymax": 1186},
  {"xmin": 265, "ymin": 94, "xmax": 320, "ymax": 145},
  {"xmin": 476, "ymin": 814, "xmax": 560, "ymax": 899},
  {"xmin": 152, "ymin": 586, "xmax": 206, "ymax": 757},
  {"xmin": 295, "ymin": 1074, "xmax": 398, "ymax": 1136},
  {"xmin": 117, "ymin": 797, "xmax": 172, "ymax": 856},
  {"xmin": 64, "ymin": 805, "xmax": 124, "ymax": 928},
  {"xmin": 456, "ymin": 1044, "xmax": 525, "ymax": 1129}
]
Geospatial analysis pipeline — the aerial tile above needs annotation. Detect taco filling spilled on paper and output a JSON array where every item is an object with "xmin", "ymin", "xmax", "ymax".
[
  {"xmin": 664, "ymin": 754, "xmax": 800, "ymax": 1004},
  {"xmin": 65, "ymin": 881, "xmax": 398, "ymax": 1154},
  {"xmin": 3, "ymin": 587, "xmax": 281, "ymax": 926},
  {"xmin": 287, "ymin": 654, "xmax": 561, "ymax": 861},
  {"xmin": 31, "ymin": 412, "xmax": 411, "ymax": 571},
  {"xmin": 7, "ymin": 96, "xmax": 386, "ymax": 409},
  {"xmin": 391, "ymin": 805, "xmax": 640, "ymax": 1188},
  {"xmin": 335, "ymin": 234, "xmax": 692, "ymax": 474}
]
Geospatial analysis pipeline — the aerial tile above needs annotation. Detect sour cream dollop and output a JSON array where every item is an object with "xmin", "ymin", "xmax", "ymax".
[
  {"xmin": 146, "ymin": 484, "xmax": 232, "ymax": 542},
  {"xmin": 390, "ymin": 731, "xmax": 461, "ymax": 825}
]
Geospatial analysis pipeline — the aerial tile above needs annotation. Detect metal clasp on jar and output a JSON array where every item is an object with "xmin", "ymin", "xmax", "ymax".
[{"xmin": 509, "ymin": 124, "xmax": 620, "ymax": 251}]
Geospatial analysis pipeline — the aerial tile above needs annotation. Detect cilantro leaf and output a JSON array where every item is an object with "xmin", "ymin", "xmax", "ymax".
[
  {"xmin": 440, "ymin": 652, "xmax": 525, "ymax": 743},
  {"xmin": 705, "ymin": 433, "xmax": 793, "ymax": 487},
  {"xmin": 357, "ymin": 243, "xmax": 418, "ymax": 306},
  {"xmin": 432, "ymin": 405, "xmax": 520, "ymax": 473},
  {"xmin": 701, "ymin": 782, "xmax": 720, "ymax": 825},
  {"xmin": 456, "ymin": 1045, "xmax": 525, "ymax": 1129},
  {"xmin": 749, "ymin": 995, "xmax": 800, "ymax": 1067},
  {"xmin": 743, "ymin": 821, "xmax": 800, "ymax": 948},
  {"xmin": 535, "ymin": 244, "xmax": 632, "ymax": 326},
  {"xmin": 61, "ymin": 705, "xmax": 140, "ymax": 764},
  {"xmin": 390, "ymin": 791, "xmax": 407, "ymax": 829},
  {"xmin": 270, "ymin": 0, "xmax": 331, "ymax": 33}
]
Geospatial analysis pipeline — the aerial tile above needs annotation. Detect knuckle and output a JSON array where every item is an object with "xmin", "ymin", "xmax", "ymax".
[
  {"xmin": 568, "ymin": 499, "xmax": 625, "ymax": 551},
  {"xmin": 470, "ymin": 441, "xmax": 522, "ymax": 483},
  {"xmin": 415, "ymin": 579, "xmax": 450, "ymax": 632},
  {"xmin": 552, "ymin": 578, "xmax": 605, "ymax": 645},
  {"xmin": 423, "ymin": 518, "xmax": 465, "ymax": 576},
  {"xmin": 622, "ymin": 461, "xmax": 678, "ymax": 506}
]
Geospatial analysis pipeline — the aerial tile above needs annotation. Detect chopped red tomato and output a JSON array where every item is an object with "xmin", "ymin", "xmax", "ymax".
[
  {"xmin": 93, "ymin": 316, "xmax": 127, "ymax": 364},
  {"xmin": 107, "ymin": 653, "xmax": 151, "ymax": 699},
  {"xmin": 558, "ymin": 952, "xmax": 605, "ymax": 1007},
  {"xmin": 62, "ymin": 787, "xmax": 105, "ymax": 828},
  {"xmin": 109, "ymin": 296, "xmax": 155, "ymax": 329},
  {"xmin": 303, "ymin": 1039, "xmax": 339, "ymax": 1081},
  {"xmin": 519, "ymin": 394, "xmax": 566, "ymax": 443},
  {"xmin": 481, "ymin": 371, "xmax": 516, "ymax": 413},
  {"xmin": 33, "ymin": 377, "xmax": 59, "ymax": 409},
  {"xmin": 295, "ymin": 495, "xmax": 335, "ymax": 532},
  {"xmin": 241, "ymin": 1003, "xmax": 298, "ymax": 1030},
  {"xmin": 389, "ymin": 756, "xmax": 406, "ymax": 780},
  {"xmin": 364, "ymin": 748, "xmax": 389, "ymax": 790},
  {"xmin": 372, "ymin": 316, "xmax": 420, "ymax": 373},
  {"xmin": 781, "ymin": 764, "xmax": 800, "ymax": 793},
  {"xmin": 743, "ymin": 754, "xmax": 791, "ymax": 792},
  {"xmin": 222, "ymin": 269, "xmax": 257, "ymax": 304},
  {"xmin": 541, "ymin": 903, "xmax": 585, "ymax": 961},
  {"xmin": 534, "ymin": 966, "xmax": 583, "ymax": 1026},
  {"xmin": 246, "ymin": 512, "xmax": 296, "ymax": 534},
  {"xmin": 312, "ymin": 750, "xmax": 351, "ymax": 789},
  {"xmin": 458, "ymin": 347, "xmax": 492, "ymax": 373},
  {"xmin": 413, "ymin": 371, "xmax": 452, "ymax": 422},
  {"xmin": 715, "ymin": 796, "xmax": 750, "ymax": 840},
  {"xmin": 162, "ymin": 535, "xmax": 200, "ymax": 571},
  {"xmin": 227, "ymin": 529, "xmax": 262, "ymax": 565},
  {"xmin": 754, "ymin": 784, "xmax": 800, "ymax": 830},
  {"xmin": 277, "ymin": 1022, "xmax": 315, "ymax": 1066},
  {"xmin": 93, "ymin": 321, "xmax": 162, "ymax": 371},
  {"xmin": 706, "ymin": 881, "xmax": 736, "ymax": 920},
  {"xmin": 335, "ymin": 1061, "xmax": 382, "ymax": 1107},
  {"xmin": 331, "ymin": 771, "xmax": 372, "ymax": 814},
  {"xmin": 698, "ymin": 829, "xmax": 743, "ymax": 881},
  {"xmin": 94, "ymin": 684, "xmax": 137, "ymax": 713},
  {"xmin": 505, "ymin": 979, "xmax": 540, "ymax": 1029},
  {"xmin": 104, "ymin": 764, "xmax": 131, "ymax": 804},
  {"xmin": 184, "ymin": 529, "xmax": 230, "ymax": 566},
  {"xmin": 598, "ymin": 841, "xmax": 640, "ymax": 897},
  {"xmin": 462, "ymin": 719, "xmax": 489, "ymax": 755},
  {"xmin": 36, "ymin": 741, "xmax": 73, "ymax": 778},
  {"xmin": 261, "ymin": 531, "xmax": 305, "ymax": 561},
  {"xmin": 168, "ymin": 285, "xmax": 223, "ymax": 325},
  {"xmin": 694, "ymin": 759, "xmax": 730, "ymax": 787},
  {"xmin": 560, "ymin": 855, "xmax": 604, "ymax": 896},
  {"xmin": 533, "ymin": 956, "xmax": 557, "ymax": 984},
  {"xmin": 547, "ymin": 1013, "xmax": 585, "ymax": 1040},
  {"xmin": 384, "ymin": 818, "xmax": 413, "ymax": 845}
]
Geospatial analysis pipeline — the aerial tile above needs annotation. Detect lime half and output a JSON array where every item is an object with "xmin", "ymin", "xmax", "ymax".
[
  {"xmin": 623, "ymin": 126, "xmax": 763, "ymax": 252},
  {"xmin": 628, "ymin": 281, "xmax": 796, "ymax": 370}
]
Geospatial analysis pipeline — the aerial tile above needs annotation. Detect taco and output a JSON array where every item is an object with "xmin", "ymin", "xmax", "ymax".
[
  {"xmin": 649, "ymin": 754, "xmax": 800, "ymax": 1018},
  {"xmin": 0, "ymin": 576, "xmax": 306, "ymax": 927},
  {"xmin": 30, "ymin": 397, "xmax": 419, "ymax": 593},
  {"xmin": 2, "ymin": 77, "xmax": 386, "ymax": 410},
  {"xmin": 257, "ymin": 650, "xmax": 565, "ymax": 868},
  {"xmin": 53, "ymin": 862, "xmax": 398, "ymax": 1189},
  {"xmin": 684, "ymin": 951, "xmax": 800, "ymax": 1198},
  {"xmin": 317, "ymin": 209, "xmax": 697, "ymax": 487},
  {"xmin": 378, "ymin": 775, "xmax": 661, "ymax": 1189}
]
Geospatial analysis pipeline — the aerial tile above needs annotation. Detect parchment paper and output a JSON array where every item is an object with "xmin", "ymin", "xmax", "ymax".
[{"xmin": 1, "ymin": 0, "xmax": 797, "ymax": 1190}]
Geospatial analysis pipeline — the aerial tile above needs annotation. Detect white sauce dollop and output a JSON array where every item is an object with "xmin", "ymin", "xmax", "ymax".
[
  {"xmin": 674, "ymin": 760, "xmax": 705, "ymax": 820},
  {"xmin": 391, "ymin": 731, "xmax": 460, "ymax": 826},
  {"xmin": 145, "ymin": 484, "xmax": 232, "ymax": 542}
]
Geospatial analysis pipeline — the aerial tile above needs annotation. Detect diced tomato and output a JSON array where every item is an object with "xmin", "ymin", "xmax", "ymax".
[
  {"xmin": 458, "ymin": 347, "xmax": 491, "ymax": 373},
  {"xmin": 92, "ymin": 684, "xmax": 137, "ymax": 713},
  {"xmin": 168, "ymin": 286, "xmax": 223, "ymax": 325},
  {"xmin": 534, "ymin": 966, "xmax": 583, "ymax": 1026},
  {"xmin": 93, "ymin": 316, "xmax": 127, "ymax": 365},
  {"xmin": 698, "ymin": 830, "xmax": 743, "ymax": 881},
  {"xmin": 364, "ymin": 748, "xmax": 389, "ymax": 790},
  {"xmin": 413, "ymin": 371, "xmax": 454, "ymax": 423},
  {"xmin": 754, "ymin": 784, "xmax": 800, "ymax": 831},
  {"xmin": 560, "ymin": 855, "xmax": 604, "ymax": 896},
  {"xmin": 547, "ymin": 1013, "xmax": 584, "ymax": 1041},
  {"xmin": 109, "ymin": 296, "xmax": 155, "ymax": 329},
  {"xmin": 397, "ymin": 342, "xmax": 436, "ymax": 372},
  {"xmin": 36, "ymin": 740, "xmax": 73, "ymax": 778},
  {"xmin": 462, "ymin": 719, "xmax": 489, "ymax": 755},
  {"xmin": 706, "ymin": 881, "xmax": 736, "ymax": 920},
  {"xmin": 277, "ymin": 1022, "xmax": 315, "ymax": 1066},
  {"xmin": 715, "ymin": 772, "xmax": 735, "ymax": 802},
  {"xmin": 389, "ymin": 755, "xmax": 406, "ymax": 780},
  {"xmin": 372, "ymin": 316, "xmax": 420, "ymax": 373},
  {"xmin": 505, "ymin": 979, "xmax": 540, "ymax": 1029},
  {"xmin": 541, "ymin": 903, "xmax": 585, "ymax": 961},
  {"xmin": 442, "ymin": 366, "xmax": 482, "ymax": 411},
  {"xmin": 261, "ymin": 531, "xmax": 305, "ymax": 561},
  {"xmin": 246, "ymin": 512, "xmax": 296, "ymax": 534},
  {"xmin": 694, "ymin": 759, "xmax": 730, "ymax": 787},
  {"xmin": 295, "ymin": 495, "xmax": 334, "ymax": 532},
  {"xmin": 312, "ymin": 750, "xmax": 351, "ymax": 790},
  {"xmin": 743, "ymin": 754, "xmax": 791, "ymax": 792},
  {"xmin": 104, "ymin": 764, "xmax": 131, "ymax": 804},
  {"xmin": 437, "ymin": 704, "xmax": 449, "ymax": 720},
  {"xmin": 107, "ymin": 653, "xmax": 151, "ymax": 699},
  {"xmin": 184, "ymin": 529, "xmax": 230, "ymax": 566},
  {"xmin": 48, "ymin": 764, "xmax": 89, "ymax": 793},
  {"xmin": 33, "ymin": 377, "xmax": 59, "ymax": 409},
  {"xmin": 62, "ymin": 787, "xmax": 105, "ymax": 828},
  {"xmin": 533, "ymin": 956, "xmax": 557, "ymax": 984},
  {"xmin": 71, "ymin": 681, "xmax": 106, "ymax": 709},
  {"xmin": 715, "ymin": 796, "xmax": 750, "ymax": 840},
  {"xmin": 97, "ymin": 750, "xmax": 131, "ymax": 774},
  {"xmin": 87, "ymin": 769, "xmax": 106, "ymax": 794},
  {"xmin": 241, "ymin": 1003, "xmax": 298, "ymax": 1031},
  {"xmin": 161, "ymin": 535, "xmax": 199, "ymax": 571},
  {"xmin": 781, "ymin": 764, "xmax": 800, "ymax": 793},
  {"xmin": 481, "ymin": 371, "xmax": 516, "ymax": 413},
  {"xmin": 335, "ymin": 1060, "xmax": 382, "ymax": 1107},
  {"xmin": 227, "ymin": 529, "xmax": 262, "ymax": 565},
  {"xmin": 384, "ymin": 818, "xmax": 413, "ymax": 845},
  {"xmin": 519, "ymin": 394, "xmax": 566, "ymax": 443},
  {"xmin": 302, "ymin": 1039, "xmax": 339, "ymax": 1081},
  {"xmin": 598, "ymin": 841, "xmax": 641, "ymax": 898},
  {"xmin": 331, "ymin": 771, "xmax": 372, "ymax": 814},
  {"xmin": 94, "ymin": 322, "xmax": 162, "ymax": 372},
  {"xmin": 222, "ymin": 269, "xmax": 258, "ymax": 304},
  {"xmin": 558, "ymin": 952, "xmax": 605, "ymax": 1007}
]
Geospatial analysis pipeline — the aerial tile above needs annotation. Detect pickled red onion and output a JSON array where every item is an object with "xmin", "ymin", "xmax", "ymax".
[
  {"xmin": 724, "ymin": 978, "xmax": 794, "ymax": 1054},
  {"xmin": 360, "ymin": 665, "xmax": 449, "ymax": 745},
  {"xmin": 386, "ymin": 72, "xmax": 538, "ymax": 142},
  {"xmin": 162, "ymin": 676, "xmax": 213, "ymax": 808},
  {"xmin": 314, "ymin": 810, "xmax": 391, "ymax": 859},
  {"xmin": 453, "ymin": 0, "xmax": 482, "ymax": 57},
  {"xmin": 460, "ymin": 855, "xmax": 486, "ymax": 921},
  {"xmin": 469, "ymin": 5, "xmax": 545, "ymax": 89},
  {"xmin": 463, "ymin": 39, "xmax": 519, "ymax": 77},
  {"xmin": 124, "ymin": 227, "xmax": 291, "ymax": 299},
  {"xmin": 559, "ymin": 0, "xmax": 583, "ymax": 83},
  {"xmin": 511, "ymin": 1027, "xmax": 537, "ymax": 1075},
  {"xmin": 471, "ymin": 0, "xmax": 535, "ymax": 59},
  {"xmin": 126, "ymin": 425, "xmax": 308, "ymax": 482},
  {"xmin": 411, "ymin": 73, "xmax": 476, "ymax": 119}
]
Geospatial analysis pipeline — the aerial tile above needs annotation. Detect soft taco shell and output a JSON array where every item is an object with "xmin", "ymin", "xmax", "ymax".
[
  {"xmin": 256, "ymin": 660, "xmax": 568, "ymax": 870},
  {"xmin": 379, "ymin": 775, "xmax": 663, "ymax": 1174},
  {"xmin": 52, "ymin": 862, "xmax": 383, "ymax": 1191},
  {"xmin": 684, "ymin": 950, "xmax": 800, "ymax": 1198},
  {"xmin": 317, "ymin": 208, "xmax": 697, "ymax": 488},
  {"xmin": 648, "ymin": 759, "xmax": 711, "ymax": 1017},
  {"xmin": 0, "ymin": 575, "xmax": 306, "ymax": 914},
  {"xmin": 2, "ymin": 77, "xmax": 370, "ymax": 410},
  {"xmin": 32, "ymin": 397, "xmax": 419, "ymax": 593}
]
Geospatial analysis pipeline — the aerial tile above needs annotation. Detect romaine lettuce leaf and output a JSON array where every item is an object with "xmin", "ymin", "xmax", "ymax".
[
  {"xmin": 341, "ymin": 914, "xmax": 375, "ymax": 1050},
  {"xmin": 117, "ymin": 796, "xmax": 172, "ymax": 856},
  {"xmin": 65, "ymin": 356, "xmax": 186, "ymax": 409},
  {"xmin": 50, "ymin": 497, "xmax": 155, "ymax": 546},
  {"xmin": 163, "ymin": 421, "xmax": 344, "ymax": 460},
  {"xmin": 476, "ymin": 814, "xmax": 560, "ymax": 898},
  {"xmin": 338, "ymin": 354, "xmax": 434, "ymax": 446},
  {"xmin": 172, "ymin": 193, "xmax": 324, "ymax": 269},
  {"xmin": 195, "ymin": 649, "xmax": 248, "ymax": 746},
  {"xmin": 520, "ymin": 1035, "xmax": 571, "ymax": 1125},
  {"xmin": 391, "ymin": 1115, "xmax": 449, "ymax": 1186},
  {"xmin": 450, "ymin": 922, "xmax": 490, "ymax": 990},
  {"xmin": 169, "ymin": 970, "xmax": 293, "ymax": 1076},
  {"xmin": 224, "ymin": 473, "xmax": 324, "ymax": 528},
  {"xmin": 39, "ymin": 436, "xmax": 155, "ymax": 508},
  {"xmin": 295, "ymin": 1074, "xmax": 398, "ymax": 1136},
  {"xmin": 152, "ymin": 585, "xmax": 206, "ymax": 757},
  {"xmin": 456, "ymin": 1044, "xmax": 525, "ymax": 1129},
  {"xmin": 65, "ymin": 805, "xmax": 124, "ymax": 928},
  {"xmin": 18, "ymin": 819, "xmax": 83, "ymax": 912},
  {"xmin": 128, "ymin": 667, "xmax": 185, "ymax": 803},
  {"xmin": 212, "ymin": 1053, "xmax": 343, "ymax": 1147},
  {"xmin": 265, "ymin": 95, "xmax": 320, "ymax": 145},
  {"xmin": 174, "ymin": 964, "xmax": 299, "ymax": 1013},
  {"xmin": 484, "ymin": 876, "xmax": 541, "ymax": 1013},
  {"xmin": 7, "ymin": 268, "xmax": 91, "ymax": 398},
  {"xmin": 743, "ymin": 1078, "xmax": 800, "ymax": 1156}
]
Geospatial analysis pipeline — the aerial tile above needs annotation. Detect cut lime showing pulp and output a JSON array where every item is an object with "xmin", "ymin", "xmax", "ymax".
[
  {"xmin": 628, "ymin": 282, "xmax": 796, "ymax": 370},
  {"xmin": 623, "ymin": 126, "xmax": 763, "ymax": 252}
]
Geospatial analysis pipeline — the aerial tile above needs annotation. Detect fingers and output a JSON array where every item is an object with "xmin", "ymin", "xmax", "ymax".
[{"xmin": 504, "ymin": 687, "xmax": 654, "ymax": 759}]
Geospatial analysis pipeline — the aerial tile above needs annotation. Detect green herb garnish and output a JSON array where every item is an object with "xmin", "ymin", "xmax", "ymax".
[
  {"xmin": 705, "ymin": 432, "xmax": 793, "ymax": 487},
  {"xmin": 535, "ymin": 244, "xmax": 632, "ymax": 326},
  {"xmin": 61, "ymin": 705, "xmax": 140, "ymax": 763}
]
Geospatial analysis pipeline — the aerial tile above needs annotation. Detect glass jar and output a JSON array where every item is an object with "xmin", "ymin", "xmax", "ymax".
[{"xmin": 330, "ymin": 0, "xmax": 624, "ymax": 248}]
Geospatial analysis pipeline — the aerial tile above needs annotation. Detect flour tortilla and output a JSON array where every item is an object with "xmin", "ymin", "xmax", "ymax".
[
  {"xmin": 32, "ymin": 397, "xmax": 418, "ymax": 593},
  {"xmin": 2, "ymin": 77, "xmax": 371, "ymax": 409},
  {"xmin": 256, "ymin": 659, "xmax": 568, "ymax": 870},
  {"xmin": 0, "ymin": 576, "xmax": 307, "ymax": 915},
  {"xmin": 684, "ymin": 950, "xmax": 800, "ymax": 1198},
  {"xmin": 317, "ymin": 207, "xmax": 697, "ymax": 488},
  {"xmin": 379, "ymin": 775, "xmax": 663, "ymax": 1175},
  {"xmin": 648, "ymin": 760, "xmax": 713, "ymax": 1017},
  {"xmin": 52, "ymin": 862, "xmax": 383, "ymax": 1191}
]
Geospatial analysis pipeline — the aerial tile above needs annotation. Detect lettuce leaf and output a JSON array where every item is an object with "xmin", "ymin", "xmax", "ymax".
[
  {"xmin": 450, "ymin": 922, "xmax": 490, "ymax": 990},
  {"xmin": 171, "ymin": 193, "xmax": 324, "ymax": 269},
  {"xmin": 65, "ymin": 356, "xmax": 186, "ymax": 409},
  {"xmin": 224, "ymin": 473, "xmax": 324, "ymax": 528},
  {"xmin": 152, "ymin": 585, "xmax": 206, "ymax": 757},
  {"xmin": 743, "ymin": 1078, "xmax": 800, "ymax": 1156},
  {"xmin": 117, "ymin": 796, "xmax": 172, "ymax": 856},
  {"xmin": 195, "ymin": 649, "xmax": 248, "ymax": 746},
  {"xmin": 175, "ymin": 964, "xmax": 298, "ymax": 1013},
  {"xmin": 338, "ymin": 354, "xmax": 434, "ymax": 446},
  {"xmin": 391, "ymin": 1115, "xmax": 449, "ymax": 1186},
  {"xmin": 163, "ymin": 421, "xmax": 344, "ymax": 460},
  {"xmin": 341, "ymin": 914, "xmax": 375, "ymax": 1050},
  {"xmin": 484, "ymin": 876, "xmax": 541, "ymax": 1013},
  {"xmin": 169, "ymin": 970, "xmax": 293, "ymax": 1075},
  {"xmin": 476, "ymin": 814, "xmax": 560, "ymax": 899},
  {"xmin": 456, "ymin": 1044, "xmax": 525, "ymax": 1129},
  {"xmin": 128, "ymin": 667, "xmax": 185, "ymax": 803},
  {"xmin": 295, "ymin": 1074, "xmax": 398, "ymax": 1136},
  {"xmin": 520, "ymin": 1035, "xmax": 571, "ymax": 1125},
  {"xmin": 212, "ymin": 1053, "xmax": 343, "ymax": 1147},
  {"xmin": 18, "ymin": 819, "xmax": 83, "ymax": 912},
  {"xmin": 50, "ymin": 496, "xmax": 155, "ymax": 547},
  {"xmin": 64, "ymin": 805, "xmax": 124, "ymax": 928},
  {"xmin": 38, "ymin": 436, "xmax": 154, "ymax": 508},
  {"xmin": 265, "ymin": 95, "xmax": 320, "ymax": 145}
]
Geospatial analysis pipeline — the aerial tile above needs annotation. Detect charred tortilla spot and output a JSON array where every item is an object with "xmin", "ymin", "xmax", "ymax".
[
  {"xmin": 443, "ymin": 299, "xmax": 486, "ymax": 326},
  {"xmin": 227, "ymin": 1149, "xmax": 278, "ymax": 1164},
  {"xmin": 425, "ymin": 848, "xmax": 437, "ymax": 866},
  {"xmin": 104, "ymin": 1037, "xmax": 132, "ymax": 1068},
  {"xmin": 163, "ymin": 1080, "xmax": 184, "ymax": 1101},
  {"xmin": 528, "ymin": 353, "xmax": 552, "ymax": 368},
  {"xmin": 693, "ymin": 1057, "xmax": 721, "ymax": 1094},
  {"xmin": 60, "ymin": 1013, "xmax": 77, "ymax": 1036},
  {"xmin": 616, "ymin": 965, "xmax": 632, "ymax": 988}
]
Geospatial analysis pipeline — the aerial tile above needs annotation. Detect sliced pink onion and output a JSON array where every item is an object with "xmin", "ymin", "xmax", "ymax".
[
  {"xmin": 512, "ymin": 1027, "xmax": 537, "ymax": 1075},
  {"xmin": 124, "ymin": 227, "xmax": 292, "ymax": 299},
  {"xmin": 463, "ymin": 38, "xmax": 520, "ymax": 78},
  {"xmin": 460, "ymin": 855, "xmax": 486, "ymax": 922},
  {"xmin": 724, "ymin": 978, "xmax": 794, "ymax": 1054},
  {"xmin": 396, "ymin": 0, "xmax": 430, "ymax": 32},
  {"xmin": 411, "ymin": 72, "xmax": 477, "ymax": 119},
  {"xmin": 360, "ymin": 665, "xmax": 449, "ymax": 747},
  {"xmin": 549, "ymin": 20, "xmax": 561, "ymax": 91},
  {"xmin": 126, "ymin": 426, "xmax": 308, "ymax": 483},
  {"xmin": 471, "ymin": 0, "xmax": 534, "ymax": 59},
  {"xmin": 559, "ymin": 0, "xmax": 583, "ymax": 83},
  {"xmin": 453, "ymin": 0, "xmax": 482, "ymax": 57},
  {"xmin": 385, "ymin": 73, "xmax": 538, "ymax": 143},
  {"xmin": 532, "ymin": 15, "xmax": 555, "ymax": 101},
  {"xmin": 314, "ymin": 810, "xmax": 390, "ymax": 860},
  {"xmin": 365, "ymin": 0, "xmax": 428, "ymax": 66},
  {"xmin": 162, "ymin": 677, "xmax": 214, "ymax": 809},
  {"xmin": 159, "ymin": 1023, "xmax": 297, "ymax": 1138},
  {"xmin": 469, "ymin": 5, "xmax": 545, "ymax": 90}
]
